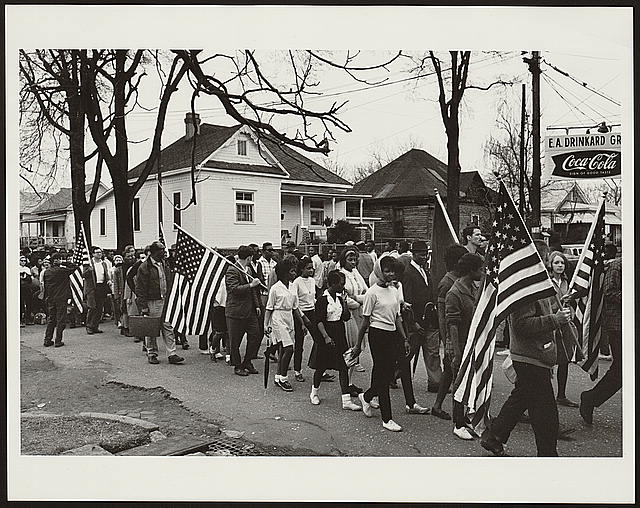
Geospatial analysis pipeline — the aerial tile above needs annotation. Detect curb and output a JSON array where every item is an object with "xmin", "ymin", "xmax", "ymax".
[
  {"xmin": 78, "ymin": 412, "xmax": 160, "ymax": 431},
  {"xmin": 21, "ymin": 412, "xmax": 63, "ymax": 418}
]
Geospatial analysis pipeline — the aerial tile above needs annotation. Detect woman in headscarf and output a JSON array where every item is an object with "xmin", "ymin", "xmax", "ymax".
[{"xmin": 338, "ymin": 247, "xmax": 368, "ymax": 392}]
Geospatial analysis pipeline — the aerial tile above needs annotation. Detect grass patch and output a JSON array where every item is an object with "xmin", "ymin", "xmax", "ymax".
[{"xmin": 21, "ymin": 416, "xmax": 150, "ymax": 455}]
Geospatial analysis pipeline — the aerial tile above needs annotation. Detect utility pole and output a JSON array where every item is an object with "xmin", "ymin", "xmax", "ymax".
[
  {"xmin": 523, "ymin": 51, "xmax": 541, "ymax": 233},
  {"xmin": 519, "ymin": 83, "xmax": 526, "ymax": 217}
]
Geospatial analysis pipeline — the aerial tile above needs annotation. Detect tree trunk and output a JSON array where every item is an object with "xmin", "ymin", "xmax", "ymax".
[
  {"xmin": 445, "ymin": 110, "xmax": 461, "ymax": 233},
  {"xmin": 113, "ymin": 186, "xmax": 134, "ymax": 250},
  {"xmin": 68, "ymin": 93, "xmax": 91, "ymax": 246}
]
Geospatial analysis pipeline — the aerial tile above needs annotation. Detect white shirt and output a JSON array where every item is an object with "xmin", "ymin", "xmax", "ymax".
[
  {"xmin": 410, "ymin": 260, "xmax": 429, "ymax": 286},
  {"xmin": 323, "ymin": 290, "xmax": 344, "ymax": 322},
  {"xmin": 368, "ymin": 250, "xmax": 377, "ymax": 263},
  {"xmin": 311, "ymin": 254, "xmax": 324, "ymax": 288},
  {"xmin": 93, "ymin": 258, "xmax": 112, "ymax": 284},
  {"xmin": 291, "ymin": 276, "xmax": 316, "ymax": 312},
  {"xmin": 362, "ymin": 283, "xmax": 401, "ymax": 332}
]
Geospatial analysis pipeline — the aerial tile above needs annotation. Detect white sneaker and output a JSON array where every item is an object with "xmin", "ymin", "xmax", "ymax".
[
  {"xmin": 199, "ymin": 348, "xmax": 210, "ymax": 355},
  {"xmin": 355, "ymin": 363, "xmax": 366, "ymax": 372},
  {"xmin": 358, "ymin": 393, "xmax": 372, "ymax": 417},
  {"xmin": 453, "ymin": 426, "xmax": 474, "ymax": 440},
  {"xmin": 382, "ymin": 420, "xmax": 402, "ymax": 432},
  {"xmin": 342, "ymin": 400, "xmax": 362, "ymax": 411},
  {"xmin": 310, "ymin": 393, "xmax": 320, "ymax": 405},
  {"xmin": 496, "ymin": 349, "xmax": 509, "ymax": 356},
  {"xmin": 370, "ymin": 396, "xmax": 380, "ymax": 409},
  {"xmin": 215, "ymin": 352, "xmax": 225, "ymax": 359}
]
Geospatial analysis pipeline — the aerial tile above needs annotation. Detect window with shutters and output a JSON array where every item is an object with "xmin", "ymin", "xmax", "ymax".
[
  {"xmin": 99, "ymin": 208, "xmax": 106, "ymax": 236},
  {"xmin": 235, "ymin": 190, "xmax": 255, "ymax": 223},
  {"xmin": 133, "ymin": 197, "xmax": 141, "ymax": 231}
]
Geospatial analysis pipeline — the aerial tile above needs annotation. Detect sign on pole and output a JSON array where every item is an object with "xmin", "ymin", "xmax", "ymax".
[{"xmin": 545, "ymin": 132, "xmax": 621, "ymax": 179}]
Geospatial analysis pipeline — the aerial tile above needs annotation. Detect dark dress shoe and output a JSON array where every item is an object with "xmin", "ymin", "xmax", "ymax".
[
  {"xmin": 54, "ymin": 342, "xmax": 65, "ymax": 348},
  {"xmin": 431, "ymin": 407, "xmax": 452, "ymax": 420},
  {"xmin": 168, "ymin": 354, "xmax": 185, "ymax": 364},
  {"xmin": 181, "ymin": 342, "xmax": 190, "ymax": 350},
  {"xmin": 94, "ymin": 329, "xmax": 104, "ymax": 334},
  {"xmin": 480, "ymin": 431, "xmax": 506, "ymax": 456},
  {"xmin": 321, "ymin": 373, "xmax": 335, "ymax": 382},
  {"xmin": 86, "ymin": 329, "xmax": 95, "ymax": 335},
  {"xmin": 43, "ymin": 341, "xmax": 54, "ymax": 347},
  {"xmin": 244, "ymin": 363, "xmax": 259, "ymax": 375},
  {"xmin": 148, "ymin": 356, "xmax": 160, "ymax": 364},
  {"xmin": 234, "ymin": 367, "xmax": 249, "ymax": 376}
]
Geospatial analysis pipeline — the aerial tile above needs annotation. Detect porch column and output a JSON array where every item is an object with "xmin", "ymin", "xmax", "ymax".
[
  {"xmin": 359, "ymin": 198, "xmax": 363, "ymax": 223},
  {"xmin": 299, "ymin": 195, "xmax": 304, "ymax": 227},
  {"xmin": 371, "ymin": 222, "xmax": 375, "ymax": 241},
  {"xmin": 332, "ymin": 197, "xmax": 336, "ymax": 221},
  {"xmin": 43, "ymin": 219, "xmax": 47, "ymax": 243}
]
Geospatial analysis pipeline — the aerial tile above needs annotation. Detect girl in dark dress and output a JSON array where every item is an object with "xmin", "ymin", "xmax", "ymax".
[{"xmin": 310, "ymin": 270, "xmax": 362, "ymax": 411}]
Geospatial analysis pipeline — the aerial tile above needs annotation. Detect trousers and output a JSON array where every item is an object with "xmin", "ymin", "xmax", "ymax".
[
  {"xmin": 419, "ymin": 328, "xmax": 442, "ymax": 388},
  {"xmin": 490, "ymin": 361, "xmax": 559, "ymax": 457},
  {"xmin": 582, "ymin": 327, "xmax": 622, "ymax": 407},
  {"xmin": 44, "ymin": 300, "xmax": 67, "ymax": 343},
  {"xmin": 363, "ymin": 327, "xmax": 398, "ymax": 423},
  {"xmin": 227, "ymin": 313, "xmax": 260, "ymax": 368},
  {"xmin": 144, "ymin": 298, "xmax": 176, "ymax": 358},
  {"xmin": 86, "ymin": 283, "xmax": 108, "ymax": 331}
]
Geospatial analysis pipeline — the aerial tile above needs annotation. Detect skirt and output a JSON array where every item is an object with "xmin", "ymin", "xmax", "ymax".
[
  {"xmin": 344, "ymin": 306, "xmax": 364, "ymax": 349},
  {"xmin": 308, "ymin": 320, "xmax": 348, "ymax": 371}
]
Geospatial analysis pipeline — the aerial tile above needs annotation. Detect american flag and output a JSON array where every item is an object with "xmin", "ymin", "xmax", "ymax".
[
  {"xmin": 569, "ymin": 198, "xmax": 606, "ymax": 380},
  {"xmin": 453, "ymin": 181, "xmax": 556, "ymax": 430},
  {"xmin": 70, "ymin": 224, "xmax": 91, "ymax": 312},
  {"xmin": 165, "ymin": 228, "xmax": 227, "ymax": 335}
]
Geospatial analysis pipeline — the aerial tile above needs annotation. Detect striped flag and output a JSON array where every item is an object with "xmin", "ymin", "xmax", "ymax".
[
  {"xmin": 70, "ymin": 224, "xmax": 91, "ymax": 312},
  {"xmin": 569, "ymin": 198, "xmax": 606, "ymax": 380},
  {"xmin": 165, "ymin": 227, "xmax": 226, "ymax": 335},
  {"xmin": 453, "ymin": 181, "xmax": 556, "ymax": 430}
]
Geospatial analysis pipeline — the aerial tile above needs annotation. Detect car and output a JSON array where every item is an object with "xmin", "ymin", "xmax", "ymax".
[{"xmin": 562, "ymin": 243, "xmax": 583, "ymax": 262}]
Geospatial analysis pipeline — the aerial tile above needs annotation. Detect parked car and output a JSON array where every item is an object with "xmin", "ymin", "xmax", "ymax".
[{"xmin": 562, "ymin": 243, "xmax": 583, "ymax": 263}]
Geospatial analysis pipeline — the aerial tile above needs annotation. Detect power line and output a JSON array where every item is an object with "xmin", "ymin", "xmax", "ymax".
[
  {"xmin": 543, "ymin": 72, "xmax": 615, "ymax": 121},
  {"xmin": 542, "ymin": 74, "xmax": 597, "ymax": 124},
  {"xmin": 544, "ymin": 50, "xmax": 620, "ymax": 62},
  {"xmin": 542, "ymin": 57, "xmax": 621, "ymax": 106}
]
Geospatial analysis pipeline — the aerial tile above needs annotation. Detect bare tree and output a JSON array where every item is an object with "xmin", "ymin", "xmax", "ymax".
[
  {"xmin": 409, "ymin": 51, "xmax": 512, "ymax": 231},
  {"xmin": 19, "ymin": 50, "xmax": 106, "ymax": 242}
]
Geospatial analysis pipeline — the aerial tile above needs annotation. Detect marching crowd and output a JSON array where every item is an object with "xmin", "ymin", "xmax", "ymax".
[{"xmin": 20, "ymin": 225, "xmax": 622, "ymax": 454}]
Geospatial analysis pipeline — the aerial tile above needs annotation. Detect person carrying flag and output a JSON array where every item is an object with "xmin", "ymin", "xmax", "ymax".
[
  {"xmin": 481, "ymin": 240, "xmax": 571, "ymax": 457},
  {"xmin": 42, "ymin": 253, "xmax": 78, "ymax": 347}
]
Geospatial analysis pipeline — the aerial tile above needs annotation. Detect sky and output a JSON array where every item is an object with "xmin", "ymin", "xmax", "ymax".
[{"xmin": 22, "ymin": 46, "xmax": 624, "ymax": 193}]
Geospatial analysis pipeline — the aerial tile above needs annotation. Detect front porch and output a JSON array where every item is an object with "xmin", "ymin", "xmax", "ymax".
[
  {"xmin": 280, "ymin": 183, "xmax": 370, "ymax": 244},
  {"xmin": 20, "ymin": 213, "xmax": 70, "ymax": 249}
]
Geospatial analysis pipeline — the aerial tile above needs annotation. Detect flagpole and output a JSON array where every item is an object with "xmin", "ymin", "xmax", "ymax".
[
  {"xmin": 173, "ymin": 223, "xmax": 268, "ymax": 290},
  {"xmin": 434, "ymin": 188, "xmax": 459, "ymax": 244},
  {"xmin": 567, "ymin": 194, "xmax": 607, "ymax": 292}
]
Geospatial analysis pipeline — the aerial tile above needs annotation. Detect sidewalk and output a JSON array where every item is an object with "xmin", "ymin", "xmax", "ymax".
[{"xmin": 19, "ymin": 321, "xmax": 622, "ymax": 457}]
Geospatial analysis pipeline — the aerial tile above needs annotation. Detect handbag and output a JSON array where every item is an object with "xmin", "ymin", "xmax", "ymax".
[
  {"xmin": 128, "ymin": 315, "xmax": 162, "ymax": 337},
  {"xmin": 343, "ymin": 347, "xmax": 358, "ymax": 368}
]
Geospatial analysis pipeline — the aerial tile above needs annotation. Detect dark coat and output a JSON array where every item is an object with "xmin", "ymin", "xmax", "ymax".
[
  {"xmin": 401, "ymin": 262, "xmax": 437, "ymax": 329},
  {"xmin": 135, "ymin": 257, "xmax": 175, "ymax": 312},
  {"xmin": 83, "ymin": 260, "xmax": 111, "ymax": 308},
  {"xmin": 224, "ymin": 263, "xmax": 261, "ymax": 319},
  {"xmin": 43, "ymin": 263, "xmax": 78, "ymax": 303}
]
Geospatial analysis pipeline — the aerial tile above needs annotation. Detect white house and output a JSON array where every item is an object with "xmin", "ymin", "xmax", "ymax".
[
  {"xmin": 20, "ymin": 184, "xmax": 108, "ymax": 250},
  {"xmin": 91, "ymin": 114, "xmax": 369, "ymax": 250}
]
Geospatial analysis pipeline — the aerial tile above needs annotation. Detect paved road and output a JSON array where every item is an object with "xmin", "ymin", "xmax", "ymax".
[{"xmin": 19, "ymin": 322, "xmax": 622, "ymax": 457}]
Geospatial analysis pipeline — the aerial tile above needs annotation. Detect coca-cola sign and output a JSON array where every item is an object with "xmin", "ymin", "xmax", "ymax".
[
  {"xmin": 545, "ymin": 132, "xmax": 621, "ymax": 179},
  {"xmin": 551, "ymin": 150, "xmax": 621, "ymax": 178}
]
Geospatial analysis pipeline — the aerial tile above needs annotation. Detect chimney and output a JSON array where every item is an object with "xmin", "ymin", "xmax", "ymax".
[{"xmin": 184, "ymin": 112, "xmax": 201, "ymax": 140}]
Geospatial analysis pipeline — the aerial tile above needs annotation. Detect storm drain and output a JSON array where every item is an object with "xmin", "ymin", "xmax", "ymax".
[{"xmin": 205, "ymin": 437, "xmax": 261, "ymax": 456}]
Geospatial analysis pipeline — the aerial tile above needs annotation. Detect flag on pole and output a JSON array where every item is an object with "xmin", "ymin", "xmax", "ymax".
[
  {"xmin": 70, "ymin": 223, "xmax": 91, "ymax": 313},
  {"xmin": 453, "ymin": 181, "xmax": 556, "ymax": 430},
  {"xmin": 159, "ymin": 221, "xmax": 166, "ymax": 246},
  {"xmin": 568, "ymin": 198, "xmax": 606, "ymax": 380},
  {"xmin": 430, "ymin": 189, "xmax": 460, "ymax": 291},
  {"xmin": 165, "ymin": 227, "xmax": 227, "ymax": 335}
]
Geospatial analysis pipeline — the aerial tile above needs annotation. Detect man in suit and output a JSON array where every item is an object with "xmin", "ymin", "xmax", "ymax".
[
  {"xmin": 356, "ymin": 240, "xmax": 374, "ymax": 284},
  {"xmin": 42, "ymin": 253, "xmax": 78, "ymax": 347},
  {"xmin": 226, "ymin": 245, "xmax": 263, "ymax": 376},
  {"xmin": 401, "ymin": 240, "xmax": 442, "ymax": 392},
  {"xmin": 84, "ymin": 246, "xmax": 112, "ymax": 334}
]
